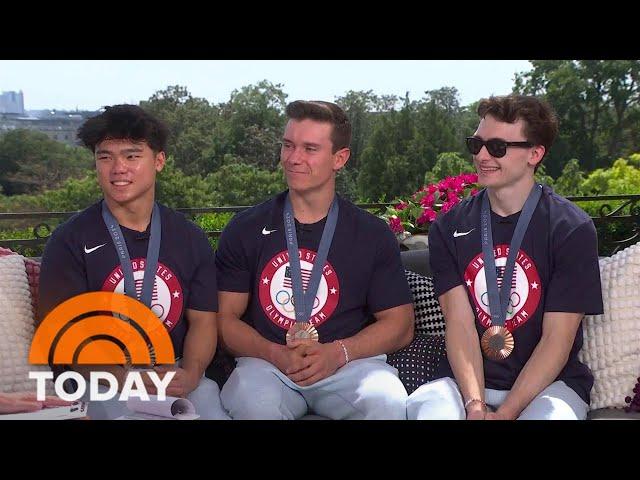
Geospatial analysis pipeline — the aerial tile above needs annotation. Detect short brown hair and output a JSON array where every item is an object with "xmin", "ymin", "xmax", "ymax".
[
  {"xmin": 477, "ymin": 94, "xmax": 559, "ymax": 163},
  {"xmin": 285, "ymin": 100, "xmax": 351, "ymax": 153}
]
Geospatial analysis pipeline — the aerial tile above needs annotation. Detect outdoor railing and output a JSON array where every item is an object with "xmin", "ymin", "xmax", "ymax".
[{"xmin": 0, "ymin": 196, "xmax": 638, "ymax": 257}]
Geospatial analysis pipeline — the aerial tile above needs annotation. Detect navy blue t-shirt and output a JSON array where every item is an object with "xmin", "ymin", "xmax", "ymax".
[
  {"xmin": 215, "ymin": 191, "xmax": 413, "ymax": 344},
  {"xmin": 429, "ymin": 185, "xmax": 603, "ymax": 403},
  {"xmin": 37, "ymin": 201, "xmax": 218, "ymax": 359}
]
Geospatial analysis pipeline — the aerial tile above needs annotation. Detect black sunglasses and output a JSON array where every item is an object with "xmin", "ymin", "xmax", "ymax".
[{"xmin": 465, "ymin": 137, "xmax": 533, "ymax": 158}]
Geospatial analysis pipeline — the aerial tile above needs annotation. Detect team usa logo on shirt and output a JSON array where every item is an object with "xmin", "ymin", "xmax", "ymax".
[
  {"xmin": 102, "ymin": 258, "xmax": 183, "ymax": 332},
  {"xmin": 259, "ymin": 248, "xmax": 340, "ymax": 330},
  {"xmin": 464, "ymin": 245, "xmax": 542, "ymax": 331}
]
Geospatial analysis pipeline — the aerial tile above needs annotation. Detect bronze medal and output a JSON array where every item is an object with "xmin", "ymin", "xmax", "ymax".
[
  {"xmin": 481, "ymin": 326, "xmax": 514, "ymax": 361},
  {"xmin": 286, "ymin": 322, "xmax": 319, "ymax": 344}
]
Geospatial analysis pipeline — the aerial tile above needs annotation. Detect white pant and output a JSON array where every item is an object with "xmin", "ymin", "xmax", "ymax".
[
  {"xmin": 83, "ymin": 375, "xmax": 230, "ymax": 420},
  {"xmin": 220, "ymin": 355, "xmax": 408, "ymax": 420},
  {"xmin": 406, "ymin": 377, "xmax": 589, "ymax": 420}
]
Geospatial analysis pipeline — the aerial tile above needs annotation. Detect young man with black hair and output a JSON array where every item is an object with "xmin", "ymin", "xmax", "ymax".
[{"xmin": 38, "ymin": 105, "xmax": 229, "ymax": 420}]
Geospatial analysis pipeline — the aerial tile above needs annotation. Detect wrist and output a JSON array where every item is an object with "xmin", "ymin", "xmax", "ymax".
[
  {"xmin": 265, "ymin": 341, "xmax": 285, "ymax": 364},
  {"xmin": 496, "ymin": 404, "xmax": 517, "ymax": 420},
  {"xmin": 464, "ymin": 398, "xmax": 487, "ymax": 412},
  {"xmin": 333, "ymin": 339, "xmax": 349, "ymax": 367}
]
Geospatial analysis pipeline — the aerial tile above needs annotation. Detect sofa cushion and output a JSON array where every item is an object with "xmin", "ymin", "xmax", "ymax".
[
  {"xmin": 387, "ymin": 334, "xmax": 445, "ymax": 395},
  {"xmin": 0, "ymin": 251, "xmax": 53, "ymax": 394},
  {"xmin": 386, "ymin": 270, "xmax": 447, "ymax": 394},
  {"xmin": 405, "ymin": 270, "xmax": 446, "ymax": 336},
  {"xmin": 579, "ymin": 241, "xmax": 640, "ymax": 411}
]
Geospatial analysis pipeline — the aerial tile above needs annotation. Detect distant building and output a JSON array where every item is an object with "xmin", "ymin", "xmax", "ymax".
[
  {"xmin": 0, "ymin": 91, "xmax": 25, "ymax": 115},
  {"xmin": 0, "ymin": 98, "xmax": 100, "ymax": 146}
]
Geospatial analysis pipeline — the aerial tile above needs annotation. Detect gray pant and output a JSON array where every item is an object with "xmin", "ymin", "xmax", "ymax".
[
  {"xmin": 83, "ymin": 375, "xmax": 230, "ymax": 420},
  {"xmin": 406, "ymin": 377, "xmax": 589, "ymax": 420},
  {"xmin": 220, "ymin": 355, "xmax": 408, "ymax": 420}
]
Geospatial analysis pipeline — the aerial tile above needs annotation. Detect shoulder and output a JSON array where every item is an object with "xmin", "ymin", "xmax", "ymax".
[
  {"xmin": 158, "ymin": 204, "xmax": 206, "ymax": 236},
  {"xmin": 542, "ymin": 186, "xmax": 595, "ymax": 239},
  {"xmin": 339, "ymin": 196, "xmax": 393, "ymax": 236},
  {"xmin": 222, "ymin": 193, "xmax": 282, "ymax": 237},
  {"xmin": 48, "ymin": 201, "xmax": 102, "ymax": 244},
  {"xmin": 432, "ymin": 191, "xmax": 481, "ymax": 234}
]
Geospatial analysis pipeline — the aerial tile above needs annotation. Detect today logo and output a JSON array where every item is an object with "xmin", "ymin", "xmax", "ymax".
[{"xmin": 28, "ymin": 292, "xmax": 176, "ymax": 402}]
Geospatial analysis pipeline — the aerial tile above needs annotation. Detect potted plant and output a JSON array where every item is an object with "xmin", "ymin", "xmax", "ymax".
[{"xmin": 382, "ymin": 172, "xmax": 479, "ymax": 250}]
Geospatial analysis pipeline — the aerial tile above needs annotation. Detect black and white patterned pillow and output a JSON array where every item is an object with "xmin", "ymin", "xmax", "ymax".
[
  {"xmin": 405, "ymin": 270, "xmax": 446, "ymax": 336},
  {"xmin": 387, "ymin": 334, "xmax": 445, "ymax": 395}
]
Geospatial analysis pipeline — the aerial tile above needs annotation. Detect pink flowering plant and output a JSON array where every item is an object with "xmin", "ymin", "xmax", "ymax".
[{"xmin": 382, "ymin": 172, "xmax": 480, "ymax": 238}]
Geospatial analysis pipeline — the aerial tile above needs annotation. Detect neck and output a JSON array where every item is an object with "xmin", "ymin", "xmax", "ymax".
[
  {"xmin": 487, "ymin": 176, "xmax": 536, "ymax": 217},
  {"xmin": 288, "ymin": 186, "xmax": 335, "ymax": 224},
  {"xmin": 104, "ymin": 196, "xmax": 155, "ymax": 232}
]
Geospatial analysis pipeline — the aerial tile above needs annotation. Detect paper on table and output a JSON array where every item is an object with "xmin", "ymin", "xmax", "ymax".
[{"xmin": 116, "ymin": 395, "xmax": 199, "ymax": 420}]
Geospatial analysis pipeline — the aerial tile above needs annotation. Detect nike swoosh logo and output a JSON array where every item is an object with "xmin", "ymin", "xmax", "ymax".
[
  {"xmin": 262, "ymin": 227, "xmax": 277, "ymax": 235},
  {"xmin": 84, "ymin": 243, "xmax": 106, "ymax": 254},
  {"xmin": 453, "ymin": 229, "xmax": 475, "ymax": 238}
]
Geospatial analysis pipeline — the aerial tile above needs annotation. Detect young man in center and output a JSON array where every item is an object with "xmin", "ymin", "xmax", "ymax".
[
  {"xmin": 406, "ymin": 94, "xmax": 603, "ymax": 420},
  {"xmin": 215, "ymin": 100, "xmax": 414, "ymax": 419}
]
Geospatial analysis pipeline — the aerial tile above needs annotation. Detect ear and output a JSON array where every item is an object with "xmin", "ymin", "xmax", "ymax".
[
  {"xmin": 528, "ymin": 145, "xmax": 546, "ymax": 168},
  {"xmin": 332, "ymin": 148, "xmax": 350, "ymax": 171},
  {"xmin": 155, "ymin": 151, "xmax": 166, "ymax": 172}
]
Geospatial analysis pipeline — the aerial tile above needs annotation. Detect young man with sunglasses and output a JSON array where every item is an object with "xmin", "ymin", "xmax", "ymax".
[{"xmin": 406, "ymin": 94, "xmax": 603, "ymax": 420}]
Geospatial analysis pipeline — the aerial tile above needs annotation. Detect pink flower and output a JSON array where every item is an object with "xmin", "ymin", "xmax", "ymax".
[
  {"xmin": 427, "ymin": 184, "xmax": 438, "ymax": 195},
  {"xmin": 395, "ymin": 201, "xmax": 408, "ymax": 211},
  {"xmin": 420, "ymin": 194, "xmax": 435, "ymax": 208},
  {"xmin": 441, "ymin": 200, "xmax": 456, "ymax": 214},
  {"xmin": 438, "ymin": 178, "xmax": 451, "ymax": 192},
  {"xmin": 465, "ymin": 173, "xmax": 479, "ymax": 184},
  {"xmin": 416, "ymin": 208, "xmax": 437, "ymax": 225},
  {"xmin": 448, "ymin": 191, "xmax": 460, "ymax": 204},
  {"xmin": 389, "ymin": 216, "xmax": 404, "ymax": 234}
]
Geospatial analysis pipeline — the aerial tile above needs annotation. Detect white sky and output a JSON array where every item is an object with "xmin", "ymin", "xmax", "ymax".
[{"xmin": 0, "ymin": 60, "xmax": 532, "ymax": 111}]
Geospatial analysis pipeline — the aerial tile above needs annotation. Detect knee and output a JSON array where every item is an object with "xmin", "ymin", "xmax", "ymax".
[
  {"xmin": 358, "ymin": 374, "xmax": 408, "ymax": 420},
  {"xmin": 518, "ymin": 382, "xmax": 588, "ymax": 420},
  {"xmin": 188, "ymin": 378, "xmax": 231, "ymax": 420},
  {"xmin": 406, "ymin": 377, "xmax": 465, "ymax": 420},
  {"xmin": 221, "ymin": 370, "xmax": 295, "ymax": 420}
]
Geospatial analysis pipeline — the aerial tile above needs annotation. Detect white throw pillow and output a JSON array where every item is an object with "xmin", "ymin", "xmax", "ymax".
[
  {"xmin": 0, "ymin": 254, "xmax": 53, "ymax": 394},
  {"xmin": 579, "ymin": 242, "xmax": 640, "ymax": 410}
]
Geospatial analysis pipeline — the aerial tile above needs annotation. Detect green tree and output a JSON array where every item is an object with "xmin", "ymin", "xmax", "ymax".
[
  {"xmin": 141, "ymin": 86, "xmax": 222, "ymax": 176},
  {"xmin": 335, "ymin": 90, "xmax": 398, "ymax": 172},
  {"xmin": 514, "ymin": 60, "xmax": 640, "ymax": 175},
  {"xmin": 155, "ymin": 157, "xmax": 214, "ymax": 208},
  {"xmin": 207, "ymin": 160, "xmax": 286, "ymax": 206},
  {"xmin": 581, "ymin": 157, "xmax": 640, "ymax": 195},
  {"xmin": 424, "ymin": 152, "xmax": 474, "ymax": 184},
  {"xmin": 0, "ymin": 129, "xmax": 92, "ymax": 195},
  {"xmin": 534, "ymin": 163, "xmax": 555, "ymax": 187},
  {"xmin": 218, "ymin": 80, "xmax": 288, "ymax": 170},
  {"xmin": 554, "ymin": 158, "xmax": 585, "ymax": 196}
]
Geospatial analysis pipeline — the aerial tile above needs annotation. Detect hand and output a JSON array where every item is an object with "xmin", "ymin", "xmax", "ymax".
[
  {"xmin": 485, "ymin": 409, "xmax": 513, "ymax": 420},
  {"xmin": 269, "ymin": 343, "xmax": 309, "ymax": 376},
  {"xmin": 465, "ymin": 399, "xmax": 486, "ymax": 420},
  {"xmin": 466, "ymin": 408, "xmax": 486, "ymax": 420},
  {"xmin": 0, "ymin": 392, "xmax": 72, "ymax": 414},
  {"xmin": 139, "ymin": 367, "xmax": 199, "ymax": 398},
  {"xmin": 285, "ymin": 340, "xmax": 344, "ymax": 387}
]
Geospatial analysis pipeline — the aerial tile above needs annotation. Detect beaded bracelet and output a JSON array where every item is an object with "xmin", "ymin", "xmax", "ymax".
[
  {"xmin": 335, "ymin": 340, "xmax": 349, "ymax": 365},
  {"xmin": 464, "ymin": 398, "xmax": 487, "ymax": 410}
]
